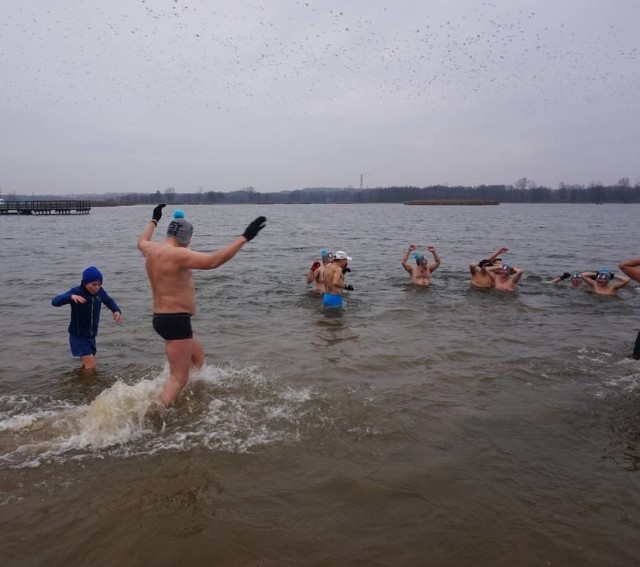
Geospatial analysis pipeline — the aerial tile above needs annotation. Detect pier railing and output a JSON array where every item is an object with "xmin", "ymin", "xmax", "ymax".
[{"xmin": 0, "ymin": 200, "xmax": 91, "ymax": 215}]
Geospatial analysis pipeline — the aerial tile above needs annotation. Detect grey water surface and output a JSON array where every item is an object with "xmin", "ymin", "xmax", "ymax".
[{"xmin": 1, "ymin": 203, "xmax": 639, "ymax": 566}]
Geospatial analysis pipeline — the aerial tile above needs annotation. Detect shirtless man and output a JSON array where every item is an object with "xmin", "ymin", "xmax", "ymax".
[
  {"xmin": 305, "ymin": 248, "xmax": 332, "ymax": 294},
  {"xmin": 618, "ymin": 258, "xmax": 640, "ymax": 359},
  {"xmin": 581, "ymin": 269, "xmax": 630, "ymax": 296},
  {"xmin": 486, "ymin": 263, "xmax": 523, "ymax": 292},
  {"xmin": 469, "ymin": 247, "xmax": 508, "ymax": 288},
  {"xmin": 401, "ymin": 244, "xmax": 441, "ymax": 286},
  {"xmin": 137, "ymin": 204, "xmax": 266, "ymax": 407},
  {"xmin": 322, "ymin": 250, "xmax": 353, "ymax": 308}
]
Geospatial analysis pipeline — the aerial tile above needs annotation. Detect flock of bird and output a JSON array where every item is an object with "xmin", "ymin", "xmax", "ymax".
[{"xmin": 1, "ymin": 1, "xmax": 638, "ymax": 115}]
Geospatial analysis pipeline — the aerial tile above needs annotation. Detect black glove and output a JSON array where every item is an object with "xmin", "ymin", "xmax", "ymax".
[
  {"xmin": 344, "ymin": 284, "xmax": 354, "ymax": 291},
  {"xmin": 342, "ymin": 267, "xmax": 351, "ymax": 274},
  {"xmin": 243, "ymin": 216, "xmax": 266, "ymax": 241},
  {"xmin": 152, "ymin": 203, "xmax": 166, "ymax": 222},
  {"xmin": 560, "ymin": 272, "xmax": 571, "ymax": 281}
]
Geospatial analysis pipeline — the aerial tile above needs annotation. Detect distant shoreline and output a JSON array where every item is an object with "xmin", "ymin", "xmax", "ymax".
[{"xmin": 404, "ymin": 199, "xmax": 500, "ymax": 206}]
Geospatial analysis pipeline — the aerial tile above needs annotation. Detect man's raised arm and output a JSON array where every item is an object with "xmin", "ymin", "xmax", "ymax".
[
  {"xmin": 138, "ymin": 204, "xmax": 166, "ymax": 255},
  {"xmin": 619, "ymin": 258, "xmax": 640, "ymax": 282}
]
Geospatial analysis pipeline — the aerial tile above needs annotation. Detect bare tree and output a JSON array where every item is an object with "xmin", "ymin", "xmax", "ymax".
[{"xmin": 164, "ymin": 187, "xmax": 176, "ymax": 202}]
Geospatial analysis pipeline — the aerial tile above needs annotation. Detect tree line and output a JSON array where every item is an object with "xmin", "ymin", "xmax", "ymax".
[{"xmin": 4, "ymin": 178, "xmax": 640, "ymax": 205}]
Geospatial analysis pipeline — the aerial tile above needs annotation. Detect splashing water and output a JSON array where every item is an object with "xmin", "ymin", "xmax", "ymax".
[{"xmin": 0, "ymin": 362, "xmax": 354, "ymax": 468}]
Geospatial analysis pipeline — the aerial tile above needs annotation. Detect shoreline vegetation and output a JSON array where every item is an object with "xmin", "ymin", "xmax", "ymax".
[
  {"xmin": 2, "ymin": 179, "xmax": 640, "ymax": 206},
  {"xmin": 404, "ymin": 199, "xmax": 499, "ymax": 205}
]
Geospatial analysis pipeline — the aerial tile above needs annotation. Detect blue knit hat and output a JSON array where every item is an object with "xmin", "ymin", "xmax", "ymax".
[{"xmin": 81, "ymin": 266, "xmax": 103, "ymax": 284}]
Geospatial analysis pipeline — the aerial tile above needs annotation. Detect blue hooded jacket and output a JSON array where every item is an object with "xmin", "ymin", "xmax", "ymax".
[{"xmin": 51, "ymin": 285, "xmax": 120, "ymax": 338}]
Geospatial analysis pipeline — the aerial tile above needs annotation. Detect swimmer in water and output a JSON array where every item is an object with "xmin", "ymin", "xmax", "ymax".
[
  {"xmin": 486, "ymin": 263, "xmax": 523, "ymax": 292},
  {"xmin": 580, "ymin": 268, "xmax": 630, "ymax": 296},
  {"xmin": 469, "ymin": 247, "xmax": 508, "ymax": 289},
  {"xmin": 322, "ymin": 250, "xmax": 353, "ymax": 308},
  {"xmin": 401, "ymin": 243, "xmax": 441, "ymax": 287},
  {"xmin": 550, "ymin": 271, "xmax": 583, "ymax": 287},
  {"xmin": 305, "ymin": 248, "xmax": 332, "ymax": 294},
  {"xmin": 618, "ymin": 257, "xmax": 640, "ymax": 359}
]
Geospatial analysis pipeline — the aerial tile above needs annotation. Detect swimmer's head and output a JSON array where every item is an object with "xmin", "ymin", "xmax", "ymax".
[
  {"xmin": 81, "ymin": 265, "xmax": 103, "ymax": 285},
  {"xmin": 570, "ymin": 271, "xmax": 581, "ymax": 285},
  {"xmin": 333, "ymin": 250, "xmax": 352, "ymax": 263},
  {"xmin": 500, "ymin": 263, "xmax": 511, "ymax": 275},
  {"xmin": 595, "ymin": 268, "xmax": 612, "ymax": 283},
  {"xmin": 320, "ymin": 248, "xmax": 332, "ymax": 264},
  {"xmin": 414, "ymin": 253, "xmax": 426, "ymax": 266},
  {"xmin": 166, "ymin": 210, "xmax": 193, "ymax": 246}
]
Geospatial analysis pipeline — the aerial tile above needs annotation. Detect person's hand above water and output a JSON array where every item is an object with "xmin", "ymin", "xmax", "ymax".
[
  {"xmin": 243, "ymin": 216, "xmax": 267, "ymax": 241},
  {"xmin": 152, "ymin": 203, "xmax": 166, "ymax": 223}
]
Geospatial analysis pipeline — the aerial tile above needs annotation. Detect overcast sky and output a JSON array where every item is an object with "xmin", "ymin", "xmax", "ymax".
[{"xmin": 1, "ymin": 0, "xmax": 638, "ymax": 195}]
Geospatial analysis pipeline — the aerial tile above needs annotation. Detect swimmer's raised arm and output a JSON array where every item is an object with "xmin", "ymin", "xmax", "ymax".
[
  {"xmin": 487, "ymin": 247, "xmax": 508, "ymax": 263},
  {"xmin": 580, "ymin": 271, "xmax": 597, "ymax": 287},
  {"xmin": 619, "ymin": 258, "xmax": 640, "ymax": 282},
  {"xmin": 306, "ymin": 261, "xmax": 321, "ymax": 284},
  {"xmin": 427, "ymin": 245, "xmax": 441, "ymax": 272},
  {"xmin": 511, "ymin": 266, "xmax": 524, "ymax": 284},
  {"xmin": 551, "ymin": 272, "xmax": 571, "ymax": 285},
  {"xmin": 402, "ymin": 244, "xmax": 417, "ymax": 272},
  {"xmin": 611, "ymin": 273, "xmax": 631, "ymax": 290},
  {"xmin": 138, "ymin": 203, "xmax": 166, "ymax": 255}
]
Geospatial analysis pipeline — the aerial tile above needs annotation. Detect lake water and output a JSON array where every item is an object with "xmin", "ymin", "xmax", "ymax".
[{"xmin": 1, "ymin": 203, "xmax": 639, "ymax": 566}]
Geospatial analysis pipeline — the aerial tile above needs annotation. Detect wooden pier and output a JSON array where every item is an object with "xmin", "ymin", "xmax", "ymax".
[{"xmin": 0, "ymin": 200, "xmax": 91, "ymax": 215}]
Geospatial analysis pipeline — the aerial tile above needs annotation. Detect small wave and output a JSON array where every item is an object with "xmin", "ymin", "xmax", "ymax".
[{"xmin": 0, "ymin": 363, "xmax": 370, "ymax": 468}]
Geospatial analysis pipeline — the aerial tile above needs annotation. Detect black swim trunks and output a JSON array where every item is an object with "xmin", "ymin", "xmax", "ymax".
[{"xmin": 152, "ymin": 312, "xmax": 193, "ymax": 341}]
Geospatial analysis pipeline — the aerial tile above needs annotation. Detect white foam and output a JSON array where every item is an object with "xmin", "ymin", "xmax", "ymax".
[{"xmin": 0, "ymin": 363, "xmax": 332, "ymax": 467}]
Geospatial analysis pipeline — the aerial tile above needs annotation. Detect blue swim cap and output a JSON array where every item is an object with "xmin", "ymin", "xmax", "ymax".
[
  {"xmin": 173, "ymin": 210, "xmax": 185, "ymax": 219},
  {"xmin": 320, "ymin": 248, "xmax": 332, "ymax": 262},
  {"xmin": 413, "ymin": 253, "xmax": 425, "ymax": 265}
]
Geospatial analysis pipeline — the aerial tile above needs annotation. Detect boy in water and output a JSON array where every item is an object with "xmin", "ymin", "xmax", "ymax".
[{"xmin": 51, "ymin": 266, "xmax": 122, "ymax": 370}]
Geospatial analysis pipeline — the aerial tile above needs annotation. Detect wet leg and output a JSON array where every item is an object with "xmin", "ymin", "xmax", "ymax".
[
  {"xmin": 191, "ymin": 335, "xmax": 205, "ymax": 369},
  {"xmin": 81, "ymin": 354, "xmax": 97, "ymax": 371},
  {"xmin": 160, "ymin": 339, "xmax": 193, "ymax": 407}
]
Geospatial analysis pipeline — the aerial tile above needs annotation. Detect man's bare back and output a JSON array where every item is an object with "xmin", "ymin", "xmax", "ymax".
[{"xmin": 144, "ymin": 244, "xmax": 197, "ymax": 314}]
